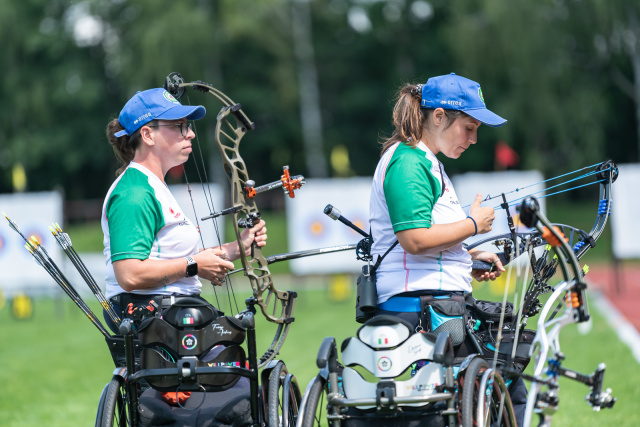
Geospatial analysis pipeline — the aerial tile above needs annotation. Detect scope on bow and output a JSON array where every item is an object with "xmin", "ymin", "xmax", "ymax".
[{"xmin": 243, "ymin": 166, "xmax": 305, "ymax": 199}]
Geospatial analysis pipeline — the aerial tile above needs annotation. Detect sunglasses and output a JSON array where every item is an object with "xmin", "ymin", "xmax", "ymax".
[{"xmin": 150, "ymin": 122, "xmax": 192, "ymax": 137}]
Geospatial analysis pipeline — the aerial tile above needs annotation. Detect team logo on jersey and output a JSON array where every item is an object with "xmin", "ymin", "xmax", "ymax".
[{"xmin": 169, "ymin": 207, "xmax": 181, "ymax": 218}]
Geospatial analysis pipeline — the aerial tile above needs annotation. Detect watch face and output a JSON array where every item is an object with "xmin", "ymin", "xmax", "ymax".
[{"xmin": 186, "ymin": 260, "xmax": 198, "ymax": 277}]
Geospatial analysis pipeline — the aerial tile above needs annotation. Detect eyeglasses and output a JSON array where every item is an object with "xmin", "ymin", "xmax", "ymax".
[{"xmin": 149, "ymin": 122, "xmax": 193, "ymax": 137}]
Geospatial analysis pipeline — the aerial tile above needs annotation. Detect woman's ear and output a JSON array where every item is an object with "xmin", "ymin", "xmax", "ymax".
[
  {"xmin": 139, "ymin": 125, "xmax": 155, "ymax": 147},
  {"xmin": 432, "ymin": 107, "xmax": 446, "ymax": 127}
]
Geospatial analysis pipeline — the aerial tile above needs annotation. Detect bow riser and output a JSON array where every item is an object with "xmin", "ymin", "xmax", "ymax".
[{"xmin": 215, "ymin": 107, "xmax": 294, "ymax": 324}]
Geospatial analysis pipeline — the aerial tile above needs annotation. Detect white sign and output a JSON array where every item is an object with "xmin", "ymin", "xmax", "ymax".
[
  {"xmin": 611, "ymin": 164, "xmax": 640, "ymax": 259},
  {"xmin": 286, "ymin": 178, "xmax": 372, "ymax": 275},
  {"xmin": 0, "ymin": 192, "xmax": 64, "ymax": 296}
]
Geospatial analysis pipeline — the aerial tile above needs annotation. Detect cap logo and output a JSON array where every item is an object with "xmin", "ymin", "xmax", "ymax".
[
  {"xmin": 478, "ymin": 88, "xmax": 485, "ymax": 105},
  {"xmin": 440, "ymin": 100, "xmax": 462, "ymax": 107},
  {"xmin": 133, "ymin": 112, "xmax": 152, "ymax": 125},
  {"xmin": 163, "ymin": 91, "xmax": 179, "ymax": 103}
]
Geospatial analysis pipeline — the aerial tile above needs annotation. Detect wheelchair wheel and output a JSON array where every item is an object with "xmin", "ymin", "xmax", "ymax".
[
  {"xmin": 461, "ymin": 358, "xmax": 514, "ymax": 427},
  {"xmin": 298, "ymin": 375, "xmax": 329, "ymax": 427},
  {"xmin": 267, "ymin": 361, "xmax": 302, "ymax": 427},
  {"xmin": 97, "ymin": 377, "xmax": 131, "ymax": 427}
]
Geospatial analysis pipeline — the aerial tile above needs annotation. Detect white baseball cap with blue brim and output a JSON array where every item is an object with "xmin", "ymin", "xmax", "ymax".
[
  {"xmin": 114, "ymin": 88, "xmax": 206, "ymax": 138},
  {"xmin": 420, "ymin": 73, "xmax": 506, "ymax": 127}
]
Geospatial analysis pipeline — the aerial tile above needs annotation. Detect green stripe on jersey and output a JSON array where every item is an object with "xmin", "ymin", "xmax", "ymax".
[
  {"xmin": 106, "ymin": 168, "xmax": 165, "ymax": 261},
  {"xmin": 383, "ymin": 143, "xmax": 441, "ymax": 233}
]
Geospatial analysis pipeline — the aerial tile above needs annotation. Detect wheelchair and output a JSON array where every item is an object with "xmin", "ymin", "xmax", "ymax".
[
  {"xmin": 297, "ymin": 314, "xmax": 516, "ymax": 427},
  {"xmin": 95, "ymin": 296, "xmax": 302, "ymax": 427}
]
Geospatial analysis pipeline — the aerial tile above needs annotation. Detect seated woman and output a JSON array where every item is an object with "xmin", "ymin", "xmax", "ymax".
[
  {"xmin": 101, "ymin": 87, "xmax": 267, "ymax": 332},
  {"xmin": 369, "ymin": 73, "xmax": 526, "ymax": 425}
]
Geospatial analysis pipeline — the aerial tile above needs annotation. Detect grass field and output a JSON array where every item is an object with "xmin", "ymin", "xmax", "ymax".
[{"xmin": 1, "ymin": 277, "xmax": 638, "ymax": 426}]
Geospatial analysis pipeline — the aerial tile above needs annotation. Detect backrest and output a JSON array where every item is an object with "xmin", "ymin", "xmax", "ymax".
[
  {"xmin": 339, "ymin": 315, "xmax": 445, "ymax": 407},
  {"xmin": 137, "ymin": 302, "xmax": 248, "ymax": 392}
]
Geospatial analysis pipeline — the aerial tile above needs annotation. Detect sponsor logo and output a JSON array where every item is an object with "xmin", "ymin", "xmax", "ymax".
[
  {"xmin": 133, "ymin": 112, "xmax": 153, "ymax": 125},
  {"xmin": 408, "ymin": 344, "xmax": 422, "ymax": 354},
  {"xmin": 169, "ymin": 207, "xmax": 181, "ymax": 219},
  {"xmin": 208, "ymin": 361, "xmax": 241, "ymax": 367},
  {"xmin": 182, "ymin": 334, "xmax": 197, "ymax": 350},
  {"xmin": 478, "ymin": 88, "xmax": 485, "ymax": 104},
  {"xmin": 212, "ymin": 324, "xmax": 232, "ymax": 336},
  {"xmin": 405, "ymin": 383, "xmax": 437, "ymax": 392},
  {"xmin": 377, "ymin": 356, "xmax": 392, "ymax": 371},
  {"xmin": 440, "ymin": 100, "xmax": 462, "ymax": 107}
]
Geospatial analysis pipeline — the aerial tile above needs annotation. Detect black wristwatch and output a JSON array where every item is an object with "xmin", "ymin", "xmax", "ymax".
[{"xmin": 185, "ymin": 256, "xmax": 198, "ymax": 277}]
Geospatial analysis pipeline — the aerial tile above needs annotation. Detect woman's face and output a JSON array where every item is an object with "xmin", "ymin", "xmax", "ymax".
[
  {"xmin": 427, "ymin": 109, "xmax": 481, "ymax": 159},
  {"xmin": 149, "ymin": 119, "xmax": 196, "ymax": 169}
]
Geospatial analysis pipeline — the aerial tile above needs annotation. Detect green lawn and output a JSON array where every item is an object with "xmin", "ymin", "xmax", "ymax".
[{"xmin": 1, "ymin": 278, "xmax": 638, "ymax": 426}]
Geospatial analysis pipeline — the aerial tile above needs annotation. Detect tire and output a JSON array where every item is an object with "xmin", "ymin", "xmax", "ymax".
[
  {"xmin": 99, "ymin": 377, "xmax": 131, "ymax": 427},
  {"xmin": 298, "ymin": 375, "xmax": 328, "ymax": 427},
  {"xmin": 267, "ymin": 361, "xmax": 302, "ymax": 427},
  {"xmin": 461, "ymin": 358, "xmax": 513, "ymax": 427}
]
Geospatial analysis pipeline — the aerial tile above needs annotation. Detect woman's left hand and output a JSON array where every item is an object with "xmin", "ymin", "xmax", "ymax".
[
  {"xmin": 470, "ymin": 250, "xmax": 505, "ymax": 282},
  {"xmin": 239, "ymin": 219, "xmax": 268, "ymax": 256}
]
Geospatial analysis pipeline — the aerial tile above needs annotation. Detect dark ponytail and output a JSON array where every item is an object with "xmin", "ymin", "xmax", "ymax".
[
  {"xmin": 105, "ymin": 119, "xmax": 155, "ymax": 176},
  {"xmin": 380, "ymin": 83, "xmax": 424, "ymax": 155}
]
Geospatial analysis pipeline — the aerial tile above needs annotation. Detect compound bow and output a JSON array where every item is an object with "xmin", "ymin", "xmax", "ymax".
[
  {"xmin": 467, "ymin": 160, "xmax": 618, "ymax": 322},
  {"xmin": 163, "ymin": 72, "xmax": 304, "ymax": 367}
]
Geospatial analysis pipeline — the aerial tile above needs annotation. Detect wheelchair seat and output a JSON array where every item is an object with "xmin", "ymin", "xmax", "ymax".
[
  {"xmin": 137, "ymin": 298, "xmax": 247, "ymax": 392},
  {"xmin": 134, "ymin": 299, "xmax": 254, "ymax": 426},
  {"xmin": 340, "ymin": 315, "xmax": 448, "ymax": 409}
]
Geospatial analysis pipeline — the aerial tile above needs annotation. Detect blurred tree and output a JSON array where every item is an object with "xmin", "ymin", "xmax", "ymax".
[
  {"xmin": 0, "ymin": 0, "xmax": 118, "ymax": 198},
  {"xmin": 0, "ymin": 0, "xmax": 638, "ymax": 207}
]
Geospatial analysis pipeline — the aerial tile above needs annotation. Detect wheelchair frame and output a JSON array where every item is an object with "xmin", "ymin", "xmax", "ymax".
[
  {"xmin": 95, "ymin": 297, "xmax": 302, "ymax": 427},
  {"xmin": 296, "ymin": 324, "xmax": 517, "ymax": 427}
]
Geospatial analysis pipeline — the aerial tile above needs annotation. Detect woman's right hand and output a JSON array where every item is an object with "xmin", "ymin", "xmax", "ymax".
[
  {"xmin": 194, "ymin": 248, "xmax": 235, "ymax": 286},
  {"xmin": 468, "ymin": 193, "xmax": 495, "ymax": 235}
]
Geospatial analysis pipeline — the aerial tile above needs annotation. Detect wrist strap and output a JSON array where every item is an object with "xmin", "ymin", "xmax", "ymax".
[{"xmin": 467, "ymin": 216, "xmax": 478, "ymax": 236}]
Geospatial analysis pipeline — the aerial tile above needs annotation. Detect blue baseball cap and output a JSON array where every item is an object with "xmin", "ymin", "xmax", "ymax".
[
  {"xmin": 114, "ymin": 88, "xmax": 206, "ymax": 137},
  {"xmin": 420, "ymin": 73, "xmax": 506, "ymax": 127}
]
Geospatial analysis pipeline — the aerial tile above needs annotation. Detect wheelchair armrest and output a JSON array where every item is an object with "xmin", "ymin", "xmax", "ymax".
[
  {"xmin": 433, "ymin": 332, "xmax": 454, "ymax": 367},
  {"xmin": 316, "ymin": 337, "xmax": 338, "ymax": 372}
]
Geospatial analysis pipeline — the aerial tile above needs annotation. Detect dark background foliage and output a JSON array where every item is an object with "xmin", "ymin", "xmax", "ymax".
[{"xmin": 0, "ymin": 0, "xmax": 638, "ymax": 209}]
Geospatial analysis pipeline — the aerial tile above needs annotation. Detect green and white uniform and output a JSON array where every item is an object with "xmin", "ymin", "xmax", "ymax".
[
  {"xmin": 369, "ymin": 141, "xmax": 472, "ymax": 304},
  {"xmin": 102, "ymin": 162, "xmax": 201, "ymax": 299}
]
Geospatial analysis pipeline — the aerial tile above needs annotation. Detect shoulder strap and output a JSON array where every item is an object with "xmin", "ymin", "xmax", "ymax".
[{"xmin": 371, "ymin": 240, "xmax": 399, "ymax": 273}]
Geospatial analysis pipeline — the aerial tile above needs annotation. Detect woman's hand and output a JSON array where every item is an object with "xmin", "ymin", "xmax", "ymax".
[
  {"xmin": 468, "ymin": 193, "xmax": 496, "ymax": 235},
  {"xmin": 193, "ymin": 248, "xmax": 235, "ymax": 286},
  {"xmin": 469, "ymin": 249, "xmax": 505, "ymax": 282},
  {"xmin": 239, "ymin": 219, "xmax": 268, "ymax": 257}
]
